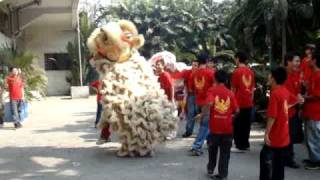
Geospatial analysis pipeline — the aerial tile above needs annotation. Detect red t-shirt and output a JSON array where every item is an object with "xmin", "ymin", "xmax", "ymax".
[
  {"xmin": 171, "ymin": 69, "xmax": 195, "ymax": 93},
  {"xmin": 303, "ymin": 70, "xmax": 320, "ymax": 120},
  {"xmin": 300, "ymin": 57, "xmax": 313, "ymax": 85},
  {"xmin": 192, "ymin": 68, "xmax": 215, "ymax": 105},
  {"xmin": 6, "ymin": 75, "xmax": 24, "ymax": 100},
  {"xmin": 284, "ymin": 70, "xmax": 302, "ymax": 118},
  {"xmin": 206, "ymin": 85, "xmax": 238, "ymax": 134},
  {"xmin": 159, "ymin": 71, "xmax": 174, "ymax": 101},
  {"xmin": 90, "ymin": 80, "xmax": 103, "ymax": 102},
  {"xmin": 267, "ymin": 86, "xmax": 295, "ymax": 148},
  {"xmin": 231, "ymin": 66, "xmax": 255, "ymax": 108}
]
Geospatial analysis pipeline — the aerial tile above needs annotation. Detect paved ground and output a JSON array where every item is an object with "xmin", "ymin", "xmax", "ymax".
[{"xmin": 0, "ymin": 96, "xmax": 319, "ymax": 180}]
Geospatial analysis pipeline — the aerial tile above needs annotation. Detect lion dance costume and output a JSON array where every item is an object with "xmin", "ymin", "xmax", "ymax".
[{"xmin": 87, "ymin": 20, "xmax": 178, "ymax": 157}]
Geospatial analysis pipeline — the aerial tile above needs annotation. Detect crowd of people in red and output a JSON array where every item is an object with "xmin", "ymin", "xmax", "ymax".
[{"xmin": 88, "ymin": 44, "xmax": 320, "ymax": 180}]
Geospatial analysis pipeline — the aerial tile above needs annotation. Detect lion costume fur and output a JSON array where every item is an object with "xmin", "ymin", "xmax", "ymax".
[{"xmin": 87, "ymin": 20, "xmax": 179, "ymax": 157}]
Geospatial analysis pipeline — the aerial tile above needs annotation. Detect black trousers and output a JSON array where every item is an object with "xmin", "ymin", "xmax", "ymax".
[
  {"xmin": 284, "ymin": 114, "xmax": 299, "ymax": 164},
  {"xmin": 207, "ymin": 134, "xmax": 233, "ymax": 178},
  {"xmin": 260, "ymin": 145, "xmax": 286, "ymax": 180},
  {"xmin": 234, "ymin": 108, "xmax": 252, "ymax": 149}
]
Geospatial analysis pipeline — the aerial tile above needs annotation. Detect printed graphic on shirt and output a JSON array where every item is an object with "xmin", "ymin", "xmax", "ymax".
[
  {"xmin": 194, "ymin": 76, "xmax": 205, "ymax": 90},
  {"xmin": 214, "ymin": 96, "xmax": 230, "ymax": 114},
  {"xmin": 242, "ymin": 75, "xmax": 252, "ymax": 90},
  {"xmin": 284, "ymin": 100, "xmax": 288, "ymax": 118}
]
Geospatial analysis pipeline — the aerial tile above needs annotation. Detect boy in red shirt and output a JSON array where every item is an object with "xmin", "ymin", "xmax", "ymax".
[
  {"xmin": 155, "ymin": 59, "xmax": 175, "ymax": 102},
  {"xmin": 260, "ymin": 67, "xmax": 299, "ymax": 180},
  {"xmin": 303, "ymin": 51, "xmax": 320, "ymax": 170},
  {"xmin": 190, "ymin": 52, "xmax": 215, "ymax": 156},
  {"xmin": 6, "ymin": 67, "xmax": 24, "ymax": 129},
  {"xmin": 231, "ymin": 52, "xmax": 255, "ymax": 151},
  {"xmin": 201, "ymin": 70, "xmax": 238, "ymax": 180},
  {"xmin": 171, "ymin": 61, "xmax": 199, "ymax": 137},
  {"xmin": 284, "ymin": 52, "xmax": 303, "ymax": 168}
]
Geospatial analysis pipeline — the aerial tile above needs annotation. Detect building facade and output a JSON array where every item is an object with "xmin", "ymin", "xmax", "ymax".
[{"xmin": 0, "ymin": 0, "xmax": 79, "ymax": 96}]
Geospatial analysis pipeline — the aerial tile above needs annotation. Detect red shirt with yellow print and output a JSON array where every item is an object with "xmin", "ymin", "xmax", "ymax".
[
  {"xmin": 303, "ymin": 70, "xmax": 320, "ymax": 120},
  {"xmin": 206, "ymin": 85, "xmax": 238, "ymax": 134},
  {"xmin": 192, "ymin": 67, "xmax": 215, "ymax": 106},
  {"xmin": 231, "ymin": 66, "xmax": 255, "ymax": 108},
  {"xmin": 284, "ymin": 70, "xmax": 302, "ymax": 118},
  {"xmin": 267, "ymin": 86, "xmax": 297, "ymax": 148},
  {"xmin": 300, "ymin": 57, "xmax": 313, "ymax": 85}
]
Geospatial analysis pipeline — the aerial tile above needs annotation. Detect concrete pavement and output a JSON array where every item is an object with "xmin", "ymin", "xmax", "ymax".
[{"xmin": 0, "ymin": 96, "xmax": 319, "ymax": 180}]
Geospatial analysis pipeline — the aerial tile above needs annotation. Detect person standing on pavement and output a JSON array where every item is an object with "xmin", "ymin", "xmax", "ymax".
[
  {"xmin": 302, "ymin": 51, "xmax": 320, "ymax": 170},
  {"xmin": 202, "ymin": 70, "xmax": 239, "ymax": 180},
  {"xmin": 231, "ymin": 52, "xmax": 255, "ymax": 152},
  {"xmin": 6, "ymin": 67, "xmax": 24, "ymax": 128},
  {"xmin": 260, "ymin": 67, "xmax": 300, "ymax": 180},
  {"xmin": 171, "ymin": 60, "xmax": 199, "ymax": 138},
  {"xmin": 189, "ymin": 52, "xmax": 215, "ymax": 156},
  {"xmin": 283, "ymin": 52, "xmax": 303, "ymax": 169}
]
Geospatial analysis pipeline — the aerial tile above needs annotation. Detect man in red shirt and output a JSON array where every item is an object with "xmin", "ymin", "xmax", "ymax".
[
  {"xmin": 190, "ymin": 52, "xmax": 215, "ymax": 156},
  {"xmin": 6, "ymin": 67, "xmax": 24, "ymax": 129},
  {"xmin": 231, "ymin": 52, "xmax": 255, "ymax": 151},
  {"xmin": 171, "ymin": 61, "xmax": 199, "ymax": 137},
  {"xmin": 155, "ymin": 59, "xmax": 175, "ymax": 102},
  {"xmin": 283, "ymin": 52, "xmax": 303, "ymax": 168},
  {"xmin": 300, "ymin": 44, "xmax": 316, "ymax": 91},
  {"xmin": 260, "ymin": 67, "xmax": 299, "ymax": 180},
  {"xmin": 201, "ymin": 70, "xmax": 238, "ymax": 179},
  {"xmin": 303, "ymin": 51, "xmax": 320, "ymax": 170}
]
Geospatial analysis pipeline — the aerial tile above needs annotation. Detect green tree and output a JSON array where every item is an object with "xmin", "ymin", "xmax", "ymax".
[{"xmin": 96, "ymin": 0, "xmax": 234, "ymax": 62}]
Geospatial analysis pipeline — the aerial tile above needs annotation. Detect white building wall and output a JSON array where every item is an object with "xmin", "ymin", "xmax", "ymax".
[{"xmin": 19, "ymin": 21, "xmax": 76, "ymax": 96}]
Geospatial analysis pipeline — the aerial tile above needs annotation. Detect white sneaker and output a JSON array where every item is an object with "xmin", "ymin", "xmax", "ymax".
[
  {"xmin": 231, "ymin": 147, "xmax": 246, "ymax": 153},
  {"xmin": 166, "ymin": 131, "xmax": 177, "ymax": 140}
]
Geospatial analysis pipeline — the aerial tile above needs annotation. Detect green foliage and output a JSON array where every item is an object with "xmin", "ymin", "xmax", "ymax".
[
  {"xmin": 228, "ymin": 0, "xmax": 320, "ymax": 59},
  {"xmin": 96, "ymin": 0, "xmax": 234, "ymax": 62},
  {"xmin": 0, "ymin": 46, "xmax": 48, "ymax": 101}
]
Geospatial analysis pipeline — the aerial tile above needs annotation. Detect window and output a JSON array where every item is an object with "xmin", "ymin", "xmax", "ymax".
[{"xmin": 44, "ymin": 53, "xmax": 71, "ymax": 70}]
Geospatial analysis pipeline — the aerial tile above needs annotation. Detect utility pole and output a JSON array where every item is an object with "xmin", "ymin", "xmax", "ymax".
[{"xmin": 77, "ymin": 8, "xmax": 83, "ymax": 86}]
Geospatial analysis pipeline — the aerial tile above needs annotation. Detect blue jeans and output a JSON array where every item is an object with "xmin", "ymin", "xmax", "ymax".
[
  {"xmin": 192, "ymin": 113, "xmax": 209, "ymax": 150},
  {"xmin": 305, "ymin": 120, "xmax": 320, "ymax": 163},
  {"xmin": 185, "ymin": 94, "xmax": 200, "ymax": 134},
  {"xmin": 10, "ymin": 100, "xmax": 23, "ymax": 123},
  {"xmin": 95, "ymin": 102, "xmax": 103, "ymax": 126}
]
